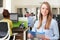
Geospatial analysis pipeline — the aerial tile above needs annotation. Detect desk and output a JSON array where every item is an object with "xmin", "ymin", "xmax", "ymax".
[{"xmin": 12, "ymin": 27, "xmax": 28, "ymax": 40}]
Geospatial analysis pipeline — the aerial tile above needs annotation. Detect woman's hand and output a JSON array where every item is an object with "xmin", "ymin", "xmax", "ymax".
[
  {"xmin": 44, "ymin": 36, "xmax": 50, "ymax": 40},
  {"xmin": 36, "ymin": 34, "xmax": 45, "ymax": 39},
  {"xmin": 28, "ymin": 33, "xmax": 33, "ymax": 39},
  {"xmin": 36, "ymin": 34, "xmax": 50, "ymax": 40}
]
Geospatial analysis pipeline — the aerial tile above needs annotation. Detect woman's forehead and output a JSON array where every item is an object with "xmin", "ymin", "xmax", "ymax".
[{"xmin": 41, "ymin": 4, "xmax": 48, "ymax": 8}]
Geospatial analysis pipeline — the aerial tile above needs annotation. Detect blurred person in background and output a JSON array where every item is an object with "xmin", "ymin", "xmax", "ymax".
[{"xmin": 2, "ymin": 9, "xmax": 13, "ymax": 40}]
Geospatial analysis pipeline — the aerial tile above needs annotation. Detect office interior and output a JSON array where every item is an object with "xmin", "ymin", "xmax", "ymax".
[{"xmin": 0, "ymin": 0, "xmax": 60, "ymax": 40}]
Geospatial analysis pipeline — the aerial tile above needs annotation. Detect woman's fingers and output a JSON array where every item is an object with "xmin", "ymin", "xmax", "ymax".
[{"xmin": 28, "ymin": 33, "xmax": 33, "ymax": 39}]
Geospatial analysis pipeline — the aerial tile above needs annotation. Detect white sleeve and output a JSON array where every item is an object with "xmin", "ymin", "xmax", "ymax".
[
  {"xmin": 49, "ymin": 20, "xmax": 59, "ymax": 40},
  {"xmin": 32, "ymin": 21, "xmax": 38, "ymax": 32}
]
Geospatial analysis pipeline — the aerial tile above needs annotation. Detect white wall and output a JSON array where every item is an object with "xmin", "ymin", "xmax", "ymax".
[
  {"xmin": 0, "ymin": 8, "xmax": 3, "ymax": 13},
  {"xmin": 11, "ymin": 0, "xmax": 60, "ymax": 13},
  {"xmin": 5, "ymin": 0, "xmax": 11, "ymax": 13},
  {"xmin": 0, "ymin": 0, "xmax": 11, "ymax": 13}
]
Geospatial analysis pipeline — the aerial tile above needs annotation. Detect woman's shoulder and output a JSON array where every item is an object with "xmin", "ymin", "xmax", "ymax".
[
  {"xmin": 51, "ymin": 19, "xmax": 57, "ymax": 23},
  {"xmin": 34, "ymin": 20, "xmax": 39, "ymax": 25},
  {"xmin": 35, "ymin": 20, "xmax": 39, "ymax": 24},
  {"xmin": 51, "ymin": 19, "xmax": 58, "ymax": 24},
  {"xmin": 33, "ymin": 20, "xmax": 39, "ymax": 28}
]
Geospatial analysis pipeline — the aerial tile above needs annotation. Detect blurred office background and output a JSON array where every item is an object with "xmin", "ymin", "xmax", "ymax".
[
  {"xmin": 0, "ymin": 0, "xmax": 60, "ymax": 19},
  {"xmin": 0, "ymin": 0, "xmax": 60, "ymax": 18},
  {"xmin": 0, "ymin": 0, "xmax": 60, "ymax": 40}
]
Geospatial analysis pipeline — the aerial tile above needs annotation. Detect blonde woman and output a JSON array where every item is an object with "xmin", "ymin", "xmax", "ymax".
[{"xmin": 28, "ymin": 2, "xmax": 59, "ymax": 40}]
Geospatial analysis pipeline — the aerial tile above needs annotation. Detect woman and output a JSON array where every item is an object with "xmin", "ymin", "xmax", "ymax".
[
  {"xmin": 2, "ymin": 9, "xmax": 13, "ymax": 40},
  {"xmin": 28, "ymin": 2, "xmax": 59, "ymax": 40}
]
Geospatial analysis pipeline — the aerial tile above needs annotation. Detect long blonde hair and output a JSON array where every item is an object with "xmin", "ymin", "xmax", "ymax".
[{"xmin": 37, "ymin": 2, "xmax": 53, "ymax": 29}]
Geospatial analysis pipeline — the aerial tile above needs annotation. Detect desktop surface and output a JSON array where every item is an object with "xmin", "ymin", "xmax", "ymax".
[
  {"xmin": 13, "ymin": 21, "xmax": 28, "ymax": 28},
  {"xmin": 13, "ymin": 21, "xmax": 20, "ymax": 28}
]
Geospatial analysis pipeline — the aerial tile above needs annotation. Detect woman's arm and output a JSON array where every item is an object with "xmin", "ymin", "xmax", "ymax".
[
  {"xmin": 49, "ymin": 20, "xmax": 59, "ymax": 40},
  {"xmin": 28, "ymin": 20, "xmax": 38, "ymax": 38},
  {"xmin": 32, "ymin": 20, "xmax": 38, "ymax": 32}
]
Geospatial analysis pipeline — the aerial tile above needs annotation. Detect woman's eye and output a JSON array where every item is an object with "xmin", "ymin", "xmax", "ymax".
[
  {"xmin": 42, "ymin": 8, "xmax": 48, "ymax": 10},
  {"xmin": 42, "ymin": 8, "xmax": 44, "ymax": 9}
]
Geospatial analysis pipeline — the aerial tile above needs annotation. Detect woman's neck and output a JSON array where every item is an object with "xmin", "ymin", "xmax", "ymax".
[{"xmin": 43, "ymin": 16, "xmax": 47, "ymax": 21}]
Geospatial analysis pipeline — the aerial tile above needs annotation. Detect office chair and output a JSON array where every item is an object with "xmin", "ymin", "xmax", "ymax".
[
  {"xmin": 0, "ymin": 21, "xmax": 10, "ymax": 40},
  {"xmin": 0, "ymin": 21, "xmax": 18, "ymax": 40}
]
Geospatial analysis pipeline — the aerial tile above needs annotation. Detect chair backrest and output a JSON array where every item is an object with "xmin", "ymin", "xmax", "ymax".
[{"xmin": 0, "ymin": 22, "xmax": 8, "ymax": 38}]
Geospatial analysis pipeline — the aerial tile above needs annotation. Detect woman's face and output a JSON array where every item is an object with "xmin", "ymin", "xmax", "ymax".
[{"xmin": 41, "ymin": 4, "xmax": 49, "ymax": 16}]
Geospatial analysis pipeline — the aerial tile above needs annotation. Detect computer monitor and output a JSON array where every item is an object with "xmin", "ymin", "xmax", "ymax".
[{"xmin": 10, "ymin": 13, "xmax": 18, "ymax": 22}]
